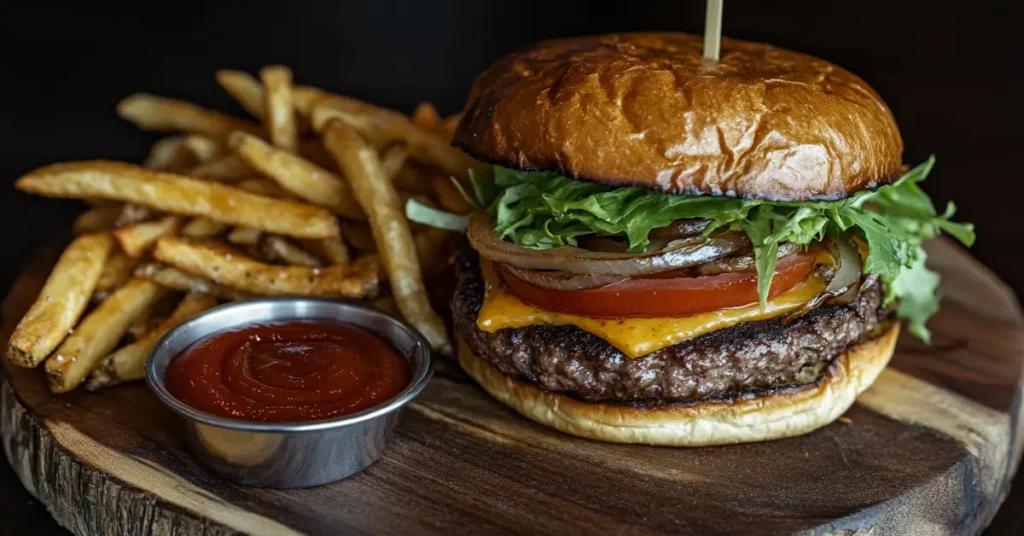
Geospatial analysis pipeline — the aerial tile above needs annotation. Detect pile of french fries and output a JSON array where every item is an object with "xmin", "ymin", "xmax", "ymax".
[{"xmin": 6, "ymin": 65, "xmax": 478, "ymax": 394}]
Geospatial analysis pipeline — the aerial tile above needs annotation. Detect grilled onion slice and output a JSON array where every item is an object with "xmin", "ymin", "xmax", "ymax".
[{"xmin": 467, "ymin": 212, "xmax": 745, "ymax": 276}]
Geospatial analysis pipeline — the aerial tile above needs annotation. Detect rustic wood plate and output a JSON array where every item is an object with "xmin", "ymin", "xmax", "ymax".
[{"xmin": 3, "ymin": 238, "xmax": 1022, "ymax": 535}]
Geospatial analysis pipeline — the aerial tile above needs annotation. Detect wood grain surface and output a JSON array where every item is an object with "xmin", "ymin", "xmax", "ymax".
[{"xmin": 2, "ymin": 237, "xmax": 1023, "ymax": 535}]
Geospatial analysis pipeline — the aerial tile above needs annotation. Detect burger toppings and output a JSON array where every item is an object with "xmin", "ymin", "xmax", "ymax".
[
  {"xmin": 465, "ymin": 211, "xmax": 748, "ymax": 278},
  {"xmin": 472, "ymin": 256, "xmax": 828, "ymax": 358},
  {"xmin": 408, "ymin": 155, "xmax": 974, "ymax": 342},
  {"xmin": 452, "ymin": 246, "xmax": 890, "ymax": 401}
]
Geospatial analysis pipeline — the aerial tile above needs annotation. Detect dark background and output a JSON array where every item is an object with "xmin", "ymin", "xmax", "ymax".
[{"xmin": 1, "ymin": 1, "xmax": 1020, "ymax": 534}]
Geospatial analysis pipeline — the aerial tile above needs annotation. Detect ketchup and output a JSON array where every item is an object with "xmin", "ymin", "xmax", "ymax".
[{"xmin": 165, "ymin": 321, "xmax": 411, "ymax": 422}]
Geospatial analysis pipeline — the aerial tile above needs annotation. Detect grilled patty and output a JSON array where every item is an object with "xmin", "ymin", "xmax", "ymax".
[{"xmin": 452, "ymin": 242, "xmax": 892, "ymax": 403}]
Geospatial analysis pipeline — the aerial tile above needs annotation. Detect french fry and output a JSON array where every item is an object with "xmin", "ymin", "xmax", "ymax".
[
  {"xmin": 127, "ymin": 311, "xmax": 164, "ymax": 341},
  {"xmin": 215, "ymin": 69, "xmax": 265, "ymax": 119},
  {"xmin": 86, "ymin": 293, "xmax": 218, "ymax": 390},
  {"xmin": 183, "ymin": 135, "xmax": 226, "ymax": 163},
  {"xmin": 229, "ymin": 132, "xmax": 366, "ymax": 219},
  {"xmin": 117, "ymin": 93, "xmax": 262, "ymax": 138},
  {"xmin": 341, "ymin": 222, "xmax": 376, "ymax": 252},
  {"xmin": 136, "ymin": 263, "xmax": 250, "ymax": 301},
  {"xmin": 153, "ymin": 237, "xmax": 380, "ymax": 299},
  {"xmin": 113, "ymin": 215, "xmax": 183, "ymax": 257},
  {"xmin": 114, "ymin": 203, "xmax": 155, "ymax": 227},
  {"xmin": 7, "ymin": 233, "xmax": 115, "ymax": 368},
  {"xmin": 73, "ymin": 206, "xmax": 122, "ymax": 235},
  {"xmin": 94, "ymin": 250, "xmax": 138, "ymax": 299},
  {"xmin": 292, "ymin": 85, "xmax": 379, "ymax": 117},
  {"xmin": 261, "ymin": 236, "xmax": 323, "ymax": 267},
  {"xmin": 381, "ymin": 144, "xmax": 409, "ymax": 181},
  {"xmin": 44, "ymin": 278, "xmax": 167, "ymax": 393},
  {"xmin": 411, "ymin": 102, "xmax": 441, "ymax": 130},
  {"xmin": 311, "ymin": 102, "xmax": 479, "ymax": 181},
  {"xmin": 299, "ymin": 236, "xmax": 350, "ymax": 265},
  {"xmin": 144, "ymin": 136, "xmax": 198, "ymax": 172},
  {"xmin": 370, "ymin": 294, "xmax": 400, "ymax": 315},
  {"xmin": 16, "ymin": 160, "xmax": 340, "ymax": 239},
  {"xmin": 227, "ymin": 227, "xmax": 263, "ymax": 246},
  {"xmin": 188, "ymin": 153, "xmax": 254, "ymax": 181},
  {"xmin": 181, "ymin": 217, "xmax": 227, "ymax": 238},
  {"xmin": 440, "ymin": 113, "xmax": 462, "ymax": 141},
  {"xmin": 261, "ymin": 65, "xmax": 298, "ymax": 152},
  {"xmin": 415, "ymin": 227, "xmax": 455, "ymax": 279},
  {"xmin": 432, "ymin": 175, "xmax": 473, "ymax": 214},
  {"xmin": 320, "ymin": 119, "xmax": 451, "ymax": 355},
  {"xmin": 236, "ymin": 177, "xmax": 291, "ymax": 198}
]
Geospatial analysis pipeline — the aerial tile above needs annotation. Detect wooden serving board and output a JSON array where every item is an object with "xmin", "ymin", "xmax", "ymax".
[{"xmin": 3, "ymin": 238, "xmax": 1023, "ymax": 535}]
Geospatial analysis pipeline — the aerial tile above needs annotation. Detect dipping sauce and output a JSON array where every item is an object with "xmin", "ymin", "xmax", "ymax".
[{"xmin": 165, "ymin": 321, "xmax": 411, "ymax": 422}]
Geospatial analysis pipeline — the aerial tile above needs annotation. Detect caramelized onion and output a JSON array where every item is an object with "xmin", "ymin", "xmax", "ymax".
[
  {"xmin": 467, "ymin": 212, "xmax": 745, "ymax": 276},
  {"xmin": 500, "ymin": 265, "xmax": 629, "ymax": 291},
  {"xmin": 696, "ymin": 242, "xmax": 801, "ymax": 276},
  {"xmin": 783, "ymin": 237, "xmax": 863, "ymax": 322}
]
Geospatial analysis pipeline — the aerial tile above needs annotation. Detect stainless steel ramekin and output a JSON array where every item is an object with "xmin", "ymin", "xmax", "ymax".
[{"xmin": 145, "ymin": 297, "xmax": 433, "ymax": 488}]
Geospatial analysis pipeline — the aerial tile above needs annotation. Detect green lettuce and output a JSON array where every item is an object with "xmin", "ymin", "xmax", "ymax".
[{"xmin": 407, "ymin": 156, "xmax": 974, "ymax": 342}]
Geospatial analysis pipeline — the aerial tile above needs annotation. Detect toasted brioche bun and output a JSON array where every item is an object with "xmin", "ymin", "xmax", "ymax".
[
  {"xmin": 453, "ymin": 32, "xmax": 903, "ymax": 201},
  {"xmin": 457, "ymin": 323, "xmax": 898, "ymax": 446}
]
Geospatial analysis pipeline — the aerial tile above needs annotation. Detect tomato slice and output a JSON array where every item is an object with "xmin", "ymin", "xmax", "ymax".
[{"xmin": 498, "ymin": 251, "xmax": 819, "ymax": 318}]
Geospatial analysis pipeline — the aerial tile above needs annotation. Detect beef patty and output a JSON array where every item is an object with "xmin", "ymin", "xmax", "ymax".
[{"xmin": 452, "ymin": 243, "xmax": 892, "ymax": 403}]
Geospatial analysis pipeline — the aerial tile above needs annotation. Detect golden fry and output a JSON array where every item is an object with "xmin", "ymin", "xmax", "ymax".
[
  {"xmin": 117, "ymin": 93, "xmax": 262, "ymax": 138},
  {"xmin": 183, "ymin": 135, "xmax": 226, "ymax": 163},
  {"xmin": 311, "ymin": 103, "xmax": 479, "ymax": 181},
  {"xmin": 181, "ymin": 217, "xmax": 227, "ymax": 238},
  {"xmin": 227, "ymin": 227, "xmax": 263, "ymax": 246},
  {"xmin": 73, "ymin": 206, "xmax": 122, "ymax": 235},
  {"xmin": 86, "ymin": 293, "xmax": 218, "ymax": 389},
  {"xmin": 411, "ymin": 102, "xmax": 441, "ymax": 130},
  {"xmin": 7, "ymin": 233, "xmax": 115, "ymax": 368},
  {"xmin": 260, "ymin": 65, "xmax": 298, "ymax": 152},
  {"xmin": 215, "ymin": 69, "xmax": 265, "ymax": 119},
  {"xmin": 113, "ymin": 215, "xmax": 183, "ymax": 257},
  {"xmin": 381, "ymin": 144, "xmax": 409, "ymax": 181},
  {"xmin": 94, "ymin": 250, "xmax": 139, "ymax": 299},
  {"xmin": 44, "ymin": 279, "xmax": 167, "ymax": 393},
  {"xmin": 236, "ymin": 177, "xmax": 291, "ymax": 198},
  {"xmin": 144, "ymin": 136, "xmax": 197, "ymax": 172},
  {"xmin": 16, "ymin": 160, "xmax": 340, "ymax": 239},
  {"xmin": 440, "ymin": 113, "xmax": 462, "ymax": 141},
  {"xmin": 321, "ymin": 119, "xmax": 450, "ymax": 355},
  {"xmin": 299, "ymin": 236, "xmax": 350, "ymax": 265},
  {"xmin": 136, "ymin": 263, "xmax": 250, "ymax": 301},
  {"xmin": 432, "ymin": 175, "xmax": 473, "ymax": 214},
  {"xmin": 229, "ymin": 132, "xmax": 365, "ymax": 219},
  {"xmin": 153, "ymin": 237, "xmax": 379, "ymax": 298},
  {"xmin": 370, "ymin": 294, "xmax": 400, "ymax": 315},
  {"xmin": 115, "ymin": 204, "xmax": 155, "ymax": 228},
  {"xmin": 261, "ymin": 236, "xmax": 323, "ymax": 267},
  {"xmin": 188, "ymin": 153, "xmax": 254, "ymax": 181}
]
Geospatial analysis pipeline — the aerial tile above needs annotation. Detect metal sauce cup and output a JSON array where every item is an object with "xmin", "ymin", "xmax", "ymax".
[{"xmin": 145, "ymin": 298, "xmax": 433, "ymax": 488}]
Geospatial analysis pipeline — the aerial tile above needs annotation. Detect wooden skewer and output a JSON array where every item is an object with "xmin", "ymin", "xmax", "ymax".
[{"xmin": 703, "ymin": 0, "xmax": 724, "ymax": 62}]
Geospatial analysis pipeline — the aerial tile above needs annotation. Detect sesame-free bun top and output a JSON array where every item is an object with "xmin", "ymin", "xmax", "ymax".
[{"xmin": 453, "ymin": 32, "xmax": 904, "ymax": 201}]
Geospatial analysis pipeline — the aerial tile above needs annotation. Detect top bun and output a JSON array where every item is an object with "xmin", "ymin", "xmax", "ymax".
[{"xmin": 453, "ymin": 32, "xmax": 904, "ymax": 201}]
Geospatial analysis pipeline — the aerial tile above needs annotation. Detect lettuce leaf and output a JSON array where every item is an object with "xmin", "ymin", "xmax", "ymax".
[{"xmin": 408, "ymin": 156, "xmax": 975, "ymax": 341}]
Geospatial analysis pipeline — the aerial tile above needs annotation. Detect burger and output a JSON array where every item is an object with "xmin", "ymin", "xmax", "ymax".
[{"xmin": 410, "ymin": 32, "xmax": 974, "ymax": 446}]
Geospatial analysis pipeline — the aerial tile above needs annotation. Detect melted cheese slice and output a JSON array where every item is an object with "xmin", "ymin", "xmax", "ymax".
[{"xmin": 477, "ymin": 260, "xmax": 825, "ymax": 358}]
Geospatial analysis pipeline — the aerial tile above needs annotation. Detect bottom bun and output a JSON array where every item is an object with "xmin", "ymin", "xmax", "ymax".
[{"xmin": 457, "ymin": 323, "xmax": 899, "ymax": 446}]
